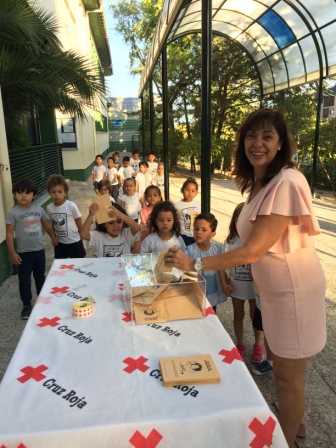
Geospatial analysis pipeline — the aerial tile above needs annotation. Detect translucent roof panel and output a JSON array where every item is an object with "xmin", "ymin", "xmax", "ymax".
[{"xmin": 139, "ymin": 0, "xmax": 336, "ymax": 97}]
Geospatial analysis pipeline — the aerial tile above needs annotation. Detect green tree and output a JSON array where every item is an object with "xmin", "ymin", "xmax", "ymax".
[{"xmin": 0, "ymin": 0, "xmax": 105, "ymax": 144}]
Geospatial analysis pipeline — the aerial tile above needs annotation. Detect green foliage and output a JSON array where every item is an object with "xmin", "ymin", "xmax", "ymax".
[
  {"xmin": 0, "ymin": 0, "xmax": 105, "ymax": 143},
  {"xmin": 6, "ymin": 122, "xmax": 32, "ymax": 149}
]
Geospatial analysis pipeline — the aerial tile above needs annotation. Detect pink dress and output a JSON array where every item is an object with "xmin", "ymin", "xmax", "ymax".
[{"xmin": 237, "ymin": 167, "xmax": 326, "ymax": 359}]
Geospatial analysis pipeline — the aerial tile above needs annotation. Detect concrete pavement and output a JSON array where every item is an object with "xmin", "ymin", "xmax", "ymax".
[{"xmin": 0, "ymin": 166, "xmax": 335, "ymax": 447}]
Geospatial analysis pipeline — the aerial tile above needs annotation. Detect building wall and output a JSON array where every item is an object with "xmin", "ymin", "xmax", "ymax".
[
  {"xmin": 40, "ymin": 0, "xmax": 110, "ymax": 180},
  {"xmin": 107, "ymin": 97, "xmax": 140, "ymax": 152}
]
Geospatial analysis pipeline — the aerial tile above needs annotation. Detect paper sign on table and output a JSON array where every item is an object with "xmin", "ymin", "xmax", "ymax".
[
  {"xmin": 159, "ymin": 354, "xmax": 221, "ymax": 386},
  {"xmin": 91, "ymin": 195, "xmax": 114, "ymax": 224}
]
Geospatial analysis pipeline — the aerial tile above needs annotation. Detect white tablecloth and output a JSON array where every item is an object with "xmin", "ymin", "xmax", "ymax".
[{"xmin": 0, "ymin": 258, "xmax": 287, "ymax": 448}]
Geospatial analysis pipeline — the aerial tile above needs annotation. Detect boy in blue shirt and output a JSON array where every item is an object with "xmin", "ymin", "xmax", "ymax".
[{"xmin": 6, "ymin": 178, "xmax": 58, "ymax": 320}]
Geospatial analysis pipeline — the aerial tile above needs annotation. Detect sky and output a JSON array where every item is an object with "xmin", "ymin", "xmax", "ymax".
[{"xmin": 104, "ymin": 3, "xmax": 141, "ymax": 98}]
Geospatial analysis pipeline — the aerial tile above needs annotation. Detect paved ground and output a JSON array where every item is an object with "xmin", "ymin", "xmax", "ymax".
[{"xmin": 0, "ymin": 165, "xmax": 335, "ymax": 447}]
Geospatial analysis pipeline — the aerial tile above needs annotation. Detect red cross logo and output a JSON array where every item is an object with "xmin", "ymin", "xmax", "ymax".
[
  {"xmin": 50, "ymin": 286, "xmax": 69, "ymax": 294},
  {"xmin": 111, "ymin": 269, "xmax": 124, "ymax": 275},
  {"xmin": 249, "ymin": 417, "xmax": 276, "ymax": 448},
  {"xmin": 37, "ymin": 316, "xmax": 61, "ymax": 327},
  {"xmin": 129, "ymin": 429, "xmax": 163, "ymax": 448},
  {"xmin": 123, "ymin": 356, "xmax": 150, "ymax": 374},
  {"xmin": 17, "ymin": 364, "xmax": 48, "ymax": 383},
  {"xmin": 36, "ymin": 295, "xmax": 53, "ymax": 304},
  {"xmin": 205, "ymin": 306, "xmax": 216, "ymax": 316},
  {"xmin": 1, "ymin": 444, "xmax": 27, "ymax": 448},
  {"xmin": 218, "ymin": 347, "xmax": 243, "ymax": 364},
  {"xmin": 59, "ymin": 264, "xmax": 75, "ymax": 269},
  {"xmin": 122, "ymin": 312, "xmax": 132, "ymax": 322}
]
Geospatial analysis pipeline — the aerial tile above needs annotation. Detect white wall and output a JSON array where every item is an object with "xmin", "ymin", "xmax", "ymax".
[{"xmin": 0, "ymin": 88, "xmax": 14, "ymax": 244}]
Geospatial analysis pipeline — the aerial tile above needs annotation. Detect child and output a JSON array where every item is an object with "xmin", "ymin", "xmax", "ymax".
[
  {"xmin": 251, "ymin": 288, "xmax": 273, "ymax": 375},
  {"xmin": 5, "ymin": 178, "xmax": 58, "ymax": 319},
  {"xmin": 118, "ymin": 156, "xmax": 133, "ymax": 189},
  {"xmin": 112, "ymin": 151, "xmax": 120, "ymax": 170},
  {"xmin": 152, "ymin": 162, "xmax": 165, "ymax": 199},
  {"xmin": 106, "ymin": 157, "xmax": 119, "ymax": 202},
  {"xmin": 46, "ymin": 174, "xmax": 86, "ymax": 259},
  {"xmin": 174, "ymin": 178, "xmax": 201, "ymax": 246},
  {"xmin": 80, "ymin": 203, "xmax": 140, "ymax": 257},
  {"xmin": 92, "ymin": 154, "xmax": 107, "ymax": 195},
  {"xmin": 139, "ymin": 185, "xmax": 162, "ymax": 241},
  {"xmin": 121, "ymin": 178, "xmax": 144, "ymax": 221},
  {"xmin": 147, "ymin": 151, "xmax": 158, "ymax": 177},
  {"xmin": 135, "ymin": 161, "xmax": 152, "ymax": 197},
  {"xmin": 184, "ymin": 212, "xmax": 226, "ymax": 313},
  {"xmin": 141, "ymin": 201, "xmax": 186, "ymax": 253},
  {"xmin": 130, "ymin": 149, "xmax": 141, "ymax": 177},
  {"xmin": 98, "ymin": 179, "xmax": 116, "ymax": 203},
  {"xmin": 223, "ymin": 203, "xmax": 263, "ymax": 362}
]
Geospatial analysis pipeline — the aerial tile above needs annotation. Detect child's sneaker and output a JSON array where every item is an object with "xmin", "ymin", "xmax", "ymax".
[
  {"xmin": 21, "ymin": 305, "xmax": 32, "ymax": 320},
  {"xmin": 236, "ymin": 344, "xmax": 246, "ymax": 360},
  {"xmin": 251, "ymin": 344, "xmax": 264, "ymax": 363},
  {"xmin": 252, "ymin": 360, "xmax": 273, "ymax": 375}
]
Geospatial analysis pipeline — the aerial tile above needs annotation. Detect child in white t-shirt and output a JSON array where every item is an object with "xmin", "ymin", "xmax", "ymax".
[
  {"xmin": 46, "ymin": 174, "xmax": 85, "ymax": 259},
  {"xmin": 92, "ymin": 154, "xmax": 107, "ymax": 195},
  {"xmin": 147, "ymin": 151, "xmax": 158, "ymax": 177},
  {"xmin": 174, "ymin": 178, "xmax": 201, "ymax": 246},
  {"xmin": 130, "ymin": 149, "xmax": 141, "ymax": 177},
  {"xmin": 223, "ymin": 202, "xmax": 263, "ymax": 362},
  {"xmin": 152, "ymin": 162, "xmax": 165, "ymax": 199},
  {"xmin": 81, "ymin": 203, "xmax": 140, "ymax": 257},
  {"xmin": 136, "ymin": 161, "xmax": 152, "ymax": 197},
  {"xmin": 106, "ymin": 157, "xmax": 119, "ymax": 202},
  {"xmin": 121, "ymin": 178, "xmax": 145, "ymax": 221},
  {"xmin": 141, "ymin": 201, "xmax": 186, "ymax": 253}
]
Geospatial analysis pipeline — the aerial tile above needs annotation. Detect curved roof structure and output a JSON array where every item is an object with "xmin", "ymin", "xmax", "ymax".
[{"xmin": 139, "ymin": 0, "xmax": 336, "ymax": 96}]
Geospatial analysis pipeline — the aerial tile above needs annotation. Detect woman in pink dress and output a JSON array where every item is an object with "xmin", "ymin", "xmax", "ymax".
[{"xmin": 165, "ymin": 109, "xmax": 326, "ymax": 447}]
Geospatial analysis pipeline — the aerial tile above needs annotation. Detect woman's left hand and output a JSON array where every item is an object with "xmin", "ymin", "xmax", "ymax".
[{"xmin": 164, "ymin": 247, "xmax": 194, "ymax": 271}]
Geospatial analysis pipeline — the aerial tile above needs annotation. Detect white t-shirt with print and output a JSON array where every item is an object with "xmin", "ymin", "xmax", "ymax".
[
  {"xmin": 47, "ymin": 200, "xmax": 81, "ymax": 244},
  {"xmin": 140, "ymin": 233, "xmax": 186, "ymax": 253},
  {"xmin": 89, "ymin": 227, "xmax": 139, "ymax": 257},
  {"xmin": 174, "ymin": 199, "xmax": 201, "ymax": 237}
]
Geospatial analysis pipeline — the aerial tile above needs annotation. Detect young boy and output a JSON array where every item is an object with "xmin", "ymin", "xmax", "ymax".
[
  {"xmin": 92, "ymin": 154, "xmax": 107, "ymax": 195},
  {"xmin": 130, "ymin": 149, "xmax": 141, "ymax": 177},
  {"xmin": 147, "ymin": 151, "xmax": 158, "ymax": 177},
  {"xmin": 135, "ymin": 161, "xmax": 152, "ymax": 197},
  {"xmin": 184, "ymin": 212, "xmax": 226, "ymax": 313},
  {"xmin": 46, "ymin": 174, "xmax": 86, "ymax": 259},
  {"xmin": 118, "ymin": 156, "xmax": 133, "ymax": 188},
  {"xmin": 6, "ymin": 178, "xmax": 58, "ymax": 320},
  {"xmin": 106, "ymin": 156, "xmax": 119, "ymax": 202}
]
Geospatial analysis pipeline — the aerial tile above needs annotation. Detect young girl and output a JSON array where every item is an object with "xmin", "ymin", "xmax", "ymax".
[
  {"xmin": 152, "ymin": 162, "xmax": 165, "ymax": 199},
  {"xmin": 174, "ymin": 178, "xmax": 201, "ymax": 246},
  {"xmin": 98, "ymin": 179, "xmax": 115, "ymax": 203},
  {"xmin": 140, "ymin": 201, "xmax": 186, "ymax": 253},
  {"xmin": 80, "ymin": 203, "xmax": 140, "ymax": 257},
  {"xmin": 185, "ymin": 212, "xmax": 226, "ymax": 313},
  {"xmin": 136, "ymin": 161, "xmax": 152, "ymax": 197},
  {"xmin": 223, "ymin": 203, "xmax": 263, "ymax": 362},
  {"xmin": 139, "ymin": 185, "xmax": 162, "ymax": 242},
  {"xmin": 121, "ymin": 178, "xmax": 144, "ymax": 221}
]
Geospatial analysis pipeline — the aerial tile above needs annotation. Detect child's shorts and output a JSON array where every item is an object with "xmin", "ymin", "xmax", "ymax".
[
  {"xmin": 252, "ymin": 306, "xmax": 263, "ymax": 331},
  {"xmin": 93, "ymin": 181, "xmax": 99, "ymax": 191}
]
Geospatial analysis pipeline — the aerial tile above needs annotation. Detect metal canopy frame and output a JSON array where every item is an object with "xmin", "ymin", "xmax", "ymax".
[{"xmin": 139, "ymin": 0, "xmax": 336, "ymax": 208}]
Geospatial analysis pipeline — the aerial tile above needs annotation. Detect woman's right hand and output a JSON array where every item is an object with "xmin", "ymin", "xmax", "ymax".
[{"xmin": 164, "ymin": 247, "xmax": 194, "ymax": 271}]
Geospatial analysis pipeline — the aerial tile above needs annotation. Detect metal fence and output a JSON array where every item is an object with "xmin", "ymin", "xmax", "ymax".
[{"xmin": 8, "ymin": 144, "xmax": 64, "ymax": 201}]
